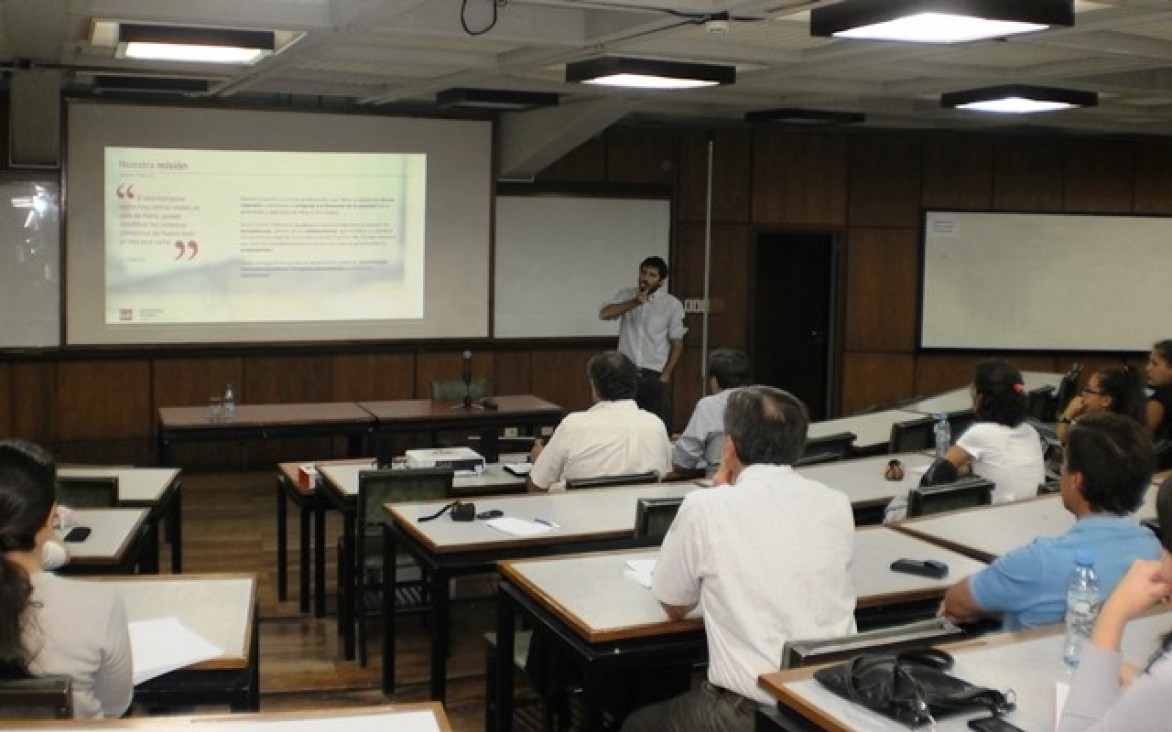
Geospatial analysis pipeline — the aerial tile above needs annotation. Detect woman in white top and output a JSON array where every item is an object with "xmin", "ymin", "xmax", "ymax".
[
  {"xmin": 944, "ymin": 359, "xmax": 1045, "ymax": 504},
  {"xmin": 0, "ymin": 439, "xmax": 132, "ymax": 718}
]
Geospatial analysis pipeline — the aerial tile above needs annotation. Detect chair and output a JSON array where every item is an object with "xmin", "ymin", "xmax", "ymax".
[
  {"xmin": 1037, "ymin": 479, "xmax": 1061, "ymax": 495},
  {"xmin": 564, "ymin": 471, "xmax": 659, "ymax": 490},
  {"xmin": 802, "ymin": 431, "xmax": 855, "ymax": 462},
  {"xmin": 56, "ymin": 476, "xmax": 119, "ymax": 508},
  {"xmin": 0, "ymin": 675, "xmax": 73, "ymax": 719},
  {"xmin": 888, "ymin": 415, "xmax": 937, "ymax": 454},
  {"xmin": 780, "ymin": 617, "xmax": 964, "ymax": 669},
  {"xmin": 1053, "ymin": 363, "xmax": 1084, "ymax": 415},
  {"xmin": 947, "ymin": 409, "xmax": 976, "ymax": 440},
  {"xmin": 351, "ymin": 468, "xmax": 454, "ymax": 666},
  {"xmin": 633, "ymin": 496, "xmax": 684, "ymax": 540},
  {"xmin": 906, "ymin": 476, "xmax": 994, "ymax": 518},
  {"xmin": 1027, "ymin": 385, "xmax": 1056, "ymax": 422},
  {"xmin": 794, "ymin": 451, "xmax": 841, "ymax": 467}
]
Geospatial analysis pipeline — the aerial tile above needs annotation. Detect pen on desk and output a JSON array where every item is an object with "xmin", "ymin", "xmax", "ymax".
[{"xmin": 533, "ymin": 517, "xmax": 560, "ymax": 528}]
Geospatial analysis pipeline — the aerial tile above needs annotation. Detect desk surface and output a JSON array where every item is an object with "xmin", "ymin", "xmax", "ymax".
[
  {"xmin": 61, "ymin": 508, "xmax": 149, "ymax": 564},
  {"xmin": 807, "ymin": 410, "xmax": 926, "ymax": 452},
  {"xmin": 358, "ymin": 394, "xmax": 562, "ymax": 422},
  {"xmin": 314, "ymin": 456, "xmax": 528, "ymax": 501},
  {"xmin": 94, "ymin": 573, "xmax": 255, "ymax": 672},
  {"xmin": 59, "ymin": 466, "xmax": 180, "ymax": 504},
  {"xmin": 159, "ymin": 402, "xmax": 375, "ymax": 429},
  {"xmin": 6, "ymin": 703, "xmax": 451, "ymax": 730},
  {"xmin": 760, "ymin": 608, "xmax": 1171, "ymax": 732},
  {"xmin": 798, "ymin": 452, "xmax": 934, "ymax": 509},
  {"xmin": 497, "ymin": 528, "xmax": 985, "ymax": 644},
  {"xmin": 388, "ymin": 482, "xmax": 698, "ymax": 554}
]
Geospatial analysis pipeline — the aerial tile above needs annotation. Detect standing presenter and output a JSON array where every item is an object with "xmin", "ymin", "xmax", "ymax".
[{"xmin": 599, "ymin": 256, "xmax": 686, "ymax": 427}]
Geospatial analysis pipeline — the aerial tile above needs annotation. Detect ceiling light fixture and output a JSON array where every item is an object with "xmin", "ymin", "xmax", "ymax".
[
  {"xmin": 436, "ymin": 88, "xmax": 560, "ymax": 111},
  {"xmin": 941, "ymin": 84, "xmax": 1098, "ymax": 113},
  {"xmin": 744, "ymin": 108, "xmax": 866, "ymax": 126},
  {"xmin": 111, "ymin": 23, "xmax": 276, "ymax": 65},
  {"xmin": 565, "ymin": 57, "xmax": 735, "ymax": 90},
  {"xmin": 811, "ymin": 0, "xmax": 1075, "ymax": 44},
  {"xmin": 92, "ymin": 75, "xmax": 211, "ymax": 95}
]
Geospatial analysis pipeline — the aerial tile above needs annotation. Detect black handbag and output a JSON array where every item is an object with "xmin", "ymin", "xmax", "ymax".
[{"xmin": 813, "ymin": 648, "xmax": 1015, "ymax": 729}]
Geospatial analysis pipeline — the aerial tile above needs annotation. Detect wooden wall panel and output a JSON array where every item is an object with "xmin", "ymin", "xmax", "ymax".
[
  {"xmin": 244, "ymin": 355, "xmax": 332, "ymax": 403},
  {"xmin": 330, "ymin": 354, "xmax": 414, "ymax": 400},
  {"xmin": 843, "ymin": 228, "xmax": 918, "ymax": 352},
  {"xmin": 10, "ymin": 362, "xmax": 54, "ymax": 442},
  {"xmin": 153, "ymin": 357, "xmax": 242, "ymax": 408},
  {"xmin": 840, "ymin": 352, "xmax": 916, "ymax": 416},
  {"xmin": 848, "ymin": 133, "xmax": 922, "ymax": 227},
  {"xmin": 672, "ymin": 346, "xmax": 706, "ymax": 431},
  {"xmin": 752, "ymin": 130, "xmax": 848, "ymax": 226},
  {"xmin": 678, "ymin": 129, "xmax": 752, "ymax": 223},
  {"xmin": 536, "ymin": 136, "xmax": 606, "ymax": 183},
  {"xmin": 993, "ymin": 138, "xmax": 1064, "ymax": 211},
  {"xmin": 1133, "ymin": 141, "xmax": 1172, "ymax": 214},
  {"xmin": 913, "ymin": 354, "xmax": 1061, "ymax": 399},
  {"xmin": 415, "ymin": 350, "xmax": 496, "ymax": 399},
  {"xmin": 604, "ymin": 126, "xmax": 679, "ymax": 186},
  {"xmin": 530, "ymin": 348, "xmax": 595, "ymax": 415},
  {"xmin": 1062, "ymin": 140, "xmax": 1135, "ymax": 213},
  {"xmin": 0, "ymin": 363, "xmax": 10, "ymax": 436},
  {"xmin": 491, "ymin": 350, "xmax": 532, "ymax": 396},
  {"xmin": 922, "ymin": 135, "xmax": 995, "ymax": 210},
  {"xmin": 675, "ymin": 222, "xmax": 750, "ymax": 350},
  {"xmin": 55, "ymin": 359, "xmax": 151, "ymax": 440}
]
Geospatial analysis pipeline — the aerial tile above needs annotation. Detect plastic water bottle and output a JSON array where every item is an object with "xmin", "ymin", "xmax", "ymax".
[
  {"xmin": 1062, "ymin": 550, "xmax": 1100, "ymax": 668},
  {"xmin": 933, "ymin": 413, "xmax": 951, "ymax": 459},
  {"xmin": 223, "ymin": 383, "xmax": 237, "ymax": 423}
]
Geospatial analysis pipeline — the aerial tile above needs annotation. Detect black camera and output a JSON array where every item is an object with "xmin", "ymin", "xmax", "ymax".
[{"xmin": 450, "ymin": 501, "xmax": 476, "ymax": 521}]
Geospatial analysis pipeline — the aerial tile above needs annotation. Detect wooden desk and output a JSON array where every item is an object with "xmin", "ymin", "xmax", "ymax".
[
  {"xmin": 492, "ymin": 529, "xmax": 986, "ymax": 732},
  {"xmin": 157, "ymin": 402, "xmax": 375, "ymax": 465},
  {"xmin": 358, "ymin": 395, "xmax": 563, "ymax": 464},
  {"xmin": 797, "ymin": 452, "xmax": 934, "ymax": 524},
  {"xmin": 96, "ymin": 573, "xmax": 258, "ymax": 712},
  {"xmin": 757, "ymin": 608, "xmax": 1172, "ymax": 731},
  {"xmin": 383, "ymin": 482, "xmax": 698, "ymax": 701},
  {"xmin": 59, "ymin": 467, "xmax": 183, "ymax": 573},
  {"xmin": 7, "ymin": 703, "xmax": 450, "ymax": 730},
  {"xmin": 807, "ymin": 410, "xmax": 926, "ymax": 455},
  {"xmin": 59, "ymin": 508, "xmax": 152, "ymax": 575}
]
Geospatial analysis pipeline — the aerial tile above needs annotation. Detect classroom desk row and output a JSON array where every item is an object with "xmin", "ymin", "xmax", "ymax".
[{"xmin": 12, "ymin": 705, "xmax": 449, "ymax": 731}]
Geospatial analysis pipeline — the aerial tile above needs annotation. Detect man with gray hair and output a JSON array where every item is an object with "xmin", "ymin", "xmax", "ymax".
[{"xmin": 622, "ymin": 386, "xmax": 857, "ymax": 732}]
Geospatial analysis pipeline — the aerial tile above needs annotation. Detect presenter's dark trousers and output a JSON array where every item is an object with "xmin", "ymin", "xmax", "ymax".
[{"xmin": 636, "ymin": 369, "xmax": 671, "ymax": 428}]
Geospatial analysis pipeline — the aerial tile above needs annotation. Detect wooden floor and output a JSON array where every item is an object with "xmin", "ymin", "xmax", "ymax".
[{"xmin": 162, "ymin": 469, "xmax": 520, "ymax": 731}]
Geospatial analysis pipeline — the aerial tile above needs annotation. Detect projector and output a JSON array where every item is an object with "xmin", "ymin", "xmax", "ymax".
[{"xmin": 404, "ymin": 446, "xmax": 486, "ymax": 473}]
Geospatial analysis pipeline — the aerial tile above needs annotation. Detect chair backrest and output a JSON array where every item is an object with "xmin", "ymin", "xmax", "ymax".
[
  {"xmin": 947, "ymin": 409, "xmax": 976, "ymax": 440},
  {"xmin": 1054, "ymin": 363, "xmax": 1084, "ymax": 412},
  {"xmin": 0, "ymin": 675, "xmax": 73, "ymax": 719},
  {"xmin": 356, "ymin": 468, "xmax": 454, "ymax": 530},
  {"xmin": 802, "ymin": 431, "xmax": 855, "ymax": 461},
  {"xmin": 430, "ymin": 379, "xmax": 488, "ymax": 401},
  {"xmin": 56, "ymin": 476, "xmax": 119, "ymax": 508},
  {"xmin": 634, "ymin": 496, "xmax": 684, "ymax": 540},
  {"xmin": 564, "ymin": 471, "xmax": 660, "ymax": 490},
  {"xmin": 1037, "ymin": 479, "xmax": 1061, "ymax": 495},
  {"xmin": 793, "ymin": 451, "xmax": 841, "ymax": 467},
  {"xmin": 1155, "ymin": 439, "xmax": 1172, "ymax": 472},
  {"xmin": 906, "ymin": 476, "xmax": 994, "ymax": 518},
  {"xmin": 888, "ymin": 415, "xmax": 937, "ymax": 454},
  {"xmin": 780, "ymin": 617, "xmax": 964, "ymax": 669},
  {"xmin": 1026, "ymin": 385, "xmax": 1056, "ymax": 422}
]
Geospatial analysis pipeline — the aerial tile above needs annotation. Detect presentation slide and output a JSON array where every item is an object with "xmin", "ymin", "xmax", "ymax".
[{"xmin": 105, "ymin": 148, "xmax": 425, "ymax": 325}]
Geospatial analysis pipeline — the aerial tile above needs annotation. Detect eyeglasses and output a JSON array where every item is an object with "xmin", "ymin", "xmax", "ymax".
[{"xmin": 1081, "ymin": 386, "xmax": 1106, "ymax": 396}]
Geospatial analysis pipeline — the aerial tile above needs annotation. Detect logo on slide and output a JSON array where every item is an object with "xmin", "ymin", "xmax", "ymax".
[
  {"xmin": 119, "ymin": 309, "xmax": 134, "ymax": 322},
  {"xmin": 116, "ymin": 184, "xmax": 136, "ymax": 200}
]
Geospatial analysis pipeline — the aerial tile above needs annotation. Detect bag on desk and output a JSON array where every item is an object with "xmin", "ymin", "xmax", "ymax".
[{"xmin": 813, "ymin": 648, "xmax": 1014, "ymax": 729}]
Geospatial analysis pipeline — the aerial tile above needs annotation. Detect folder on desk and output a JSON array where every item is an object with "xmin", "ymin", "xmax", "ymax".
[{"xmin": 129, "ymin": 617, "xmax": 223, "ymax": 684}]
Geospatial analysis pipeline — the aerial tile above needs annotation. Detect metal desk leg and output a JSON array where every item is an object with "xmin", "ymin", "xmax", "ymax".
[
  {"xmin": 314, "ymin": 506, "xmax": 326, "ymax": 618},
  {"xmin": 298, "ymin": 500, "xmax": 311, "ymax": 614},
  {"xmin": 429, "ymin": 566, "xmax": 451, "ymax": 702},
  {"xmin": 382, "ymin": 526, "xmax": 397, "ymax": 696},
  {"xmin": 276, "ymin": 478, "xmax": 288, "ymax": 602},
  {"xmin": 168, "ymin": 484, "xmax": 182, "ymax": 574},
  {"xmin": 340, "ymin": 514, "xmax": 356, "ymax": 661},
  {"xmin": 494, "ymin": 587, "xmax": 517, "ymax": 732}
]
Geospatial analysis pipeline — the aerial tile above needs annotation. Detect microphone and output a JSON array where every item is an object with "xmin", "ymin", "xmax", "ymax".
[{"xmin": 462, "ymin": 350, "xmax": 473, "ymax": 408}]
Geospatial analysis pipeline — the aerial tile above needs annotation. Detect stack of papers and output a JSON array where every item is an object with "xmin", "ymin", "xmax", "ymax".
[
  {"xmin": 129, "ymin": 617, "xmax": 223, "ymax": 684},
  {"xmin": 625, "ymin": 558, "xmax": 657, "ymax": 589},
  {"xmin": 484, "ymin": 517, "xmax": 554, "ymax": 537}
]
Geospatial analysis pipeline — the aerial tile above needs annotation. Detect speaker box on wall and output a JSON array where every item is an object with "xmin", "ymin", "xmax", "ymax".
[{"xmin": 9, "ymin": 69, "xmax": 62, "ymax": 168}]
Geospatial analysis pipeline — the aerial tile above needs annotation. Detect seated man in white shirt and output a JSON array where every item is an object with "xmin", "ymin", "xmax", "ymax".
[
  {"xmin": 527, "ymin": 351, "xmax": 672, "ymax": 492},
  {"xmin": 622, "ymin": 386, "xmax": 857, "ymax": 732},
  {"xmin": 672, "ymin": 348, "xmax": 749, "ymax": 478}
]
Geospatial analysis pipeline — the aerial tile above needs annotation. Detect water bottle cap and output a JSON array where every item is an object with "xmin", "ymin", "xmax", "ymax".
[{"xmin": 1075, "ymin": 550, "xmax": 1094, "ymax": 567}]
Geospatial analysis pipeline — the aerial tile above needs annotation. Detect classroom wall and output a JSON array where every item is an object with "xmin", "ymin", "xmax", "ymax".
[{"xmin": 4, "ymin": 99, "xmax": 1172, "ymax": 466}]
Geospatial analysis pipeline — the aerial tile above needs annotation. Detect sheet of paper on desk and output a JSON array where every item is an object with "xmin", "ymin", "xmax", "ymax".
[
  {"xmin": 504, "ymin": 462, "xmax": 531, "ymax": 476},
  {"xmin": 1055, "ymin": 680, "xmax": 1069, "ymax": 732},
  {"xmin": 128, "ymin": 617, "xmax": 223, "ymax": 685},
  {"xmin": 625, "ymin": 558, "xmax": 656, "ymax": 589},
  {"xmin": 485, "ymin": 516, "xmax": 553, "ymax": 537},
  {"xmin": 205, "ymin": 710, "xmax": 443, "ymax": 732}
]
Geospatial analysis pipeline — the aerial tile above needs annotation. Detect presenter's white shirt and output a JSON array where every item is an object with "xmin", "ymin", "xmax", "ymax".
[
  {"xmin": 529, "ymin": 400, "xmax": 671, "ymax": 492},
  {"xmin": 652, "ymin": 464, "xmax": 857, "ymax": 703},
  {"xmin": 956, "ymin": 421, "xmax": 1045, "ymax": 504},
  {"xmin": 605, "ymin": 287, "xmax": 687, "ymax": 372}
]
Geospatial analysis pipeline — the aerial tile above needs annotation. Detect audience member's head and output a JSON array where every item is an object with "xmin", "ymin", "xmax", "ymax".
[
  {"xmin": 1086, "ymin": 365, "xmax": 1147, "ymax": 424},
  {"xmin": 588, "ymin": 351, "xmax": 638, "ymax": 402},
  {"xmin": 708, "ymin": 348, "xmax": 750, "ymax": 390},
  {"xmin": 1065, "ymin": 412, "xmax": 1154, "ymax": 515},
  {"xmin": 724, "ymin": 386, "xmax": 809, "ymax": 466},
  {"xmin": 1147, "ymin": 340, "xmax": 1172, "ymax": 389},
  {"xmin": 973, "ymin": 359, "xmax": 1027, "ymax": 427},
  {"xmin": 0, "ymin": 439, "xmax": 58, "ymax": 678},
  {"xmin": 639, "ymin": 256, "xmax": 668, "ymax": 280}
]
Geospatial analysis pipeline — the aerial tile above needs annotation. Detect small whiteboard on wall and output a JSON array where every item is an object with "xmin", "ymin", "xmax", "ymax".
[
  {"xmin": 0, "ymin": 177, "xmax": 60, "ymax": 348},
  {"xmin": 494, "ymin": 194, "xmax": 671, "ymax": 338}
]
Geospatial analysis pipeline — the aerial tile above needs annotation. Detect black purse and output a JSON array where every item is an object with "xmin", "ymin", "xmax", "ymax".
[{"xmin": 813, "ymin": 648, "xmax": 1015, "ymax": 729}]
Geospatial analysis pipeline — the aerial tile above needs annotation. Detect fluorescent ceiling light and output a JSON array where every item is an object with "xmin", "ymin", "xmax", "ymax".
[
  {"xmin": 941, "ymin": 84, "xmax": 1098, "ymax": 114},
  {"xmin": 566, "ymin": 57, "xmax": 735, "ymax": 90},
  {"xmin": 112, "ymin": 23, "xmax": 277, "ymax": 65},
  {"xmin": 811, "ymin": 0, "xmax": 1074, "ymax": 44}
]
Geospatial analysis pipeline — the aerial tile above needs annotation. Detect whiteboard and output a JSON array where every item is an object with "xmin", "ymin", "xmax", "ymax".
[
  {"xmin": 0, "ymin": 177, "xmax": 59, "ymax": 348},
  {"xmin": 921, "ymin": 210, "xmax": 1172, "ymax": 351},
  {"xmin": 494, "ymin": 194, "xmax": 671, "ymax": 338}
]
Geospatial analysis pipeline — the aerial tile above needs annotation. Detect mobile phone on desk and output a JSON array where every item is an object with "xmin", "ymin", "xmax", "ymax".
[
  {"xmin": 890, "ymin": 558, "xmax": 949, "ymax": 579},
  {"xmin": 63, "ymin": 526, "xmax": 91, "ymax": 543},
  {"xmin": 968, "ymin": 716, "xmax": 1025, "ymax": 732}
]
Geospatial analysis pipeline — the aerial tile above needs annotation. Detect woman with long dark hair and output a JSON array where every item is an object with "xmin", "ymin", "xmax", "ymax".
[
  {"xmin": 1057, "ymin": 365, "xmax": 1147, "ymax": 443},
  {"xmin": 1145, "ymin": 340, "xmax": 1172, "ymax": 440},
  {"xmin": 0, "ymin": 439, "xmax": 131, "ymax": 717}
]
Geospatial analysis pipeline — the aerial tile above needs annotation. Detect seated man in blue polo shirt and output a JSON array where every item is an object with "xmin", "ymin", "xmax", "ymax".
[{"xmin": 941, "ymin": 412, "xmax": 1161, "ymax": 630}]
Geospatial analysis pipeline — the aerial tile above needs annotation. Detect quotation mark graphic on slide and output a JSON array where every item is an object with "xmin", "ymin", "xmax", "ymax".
[
  {"xmin": 174, "ymin": 240, "xmax": 199, "ymax": 260},
  {"xmin": 116, "ymin": 184, "xmax": 135, "ymax": 199}
]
